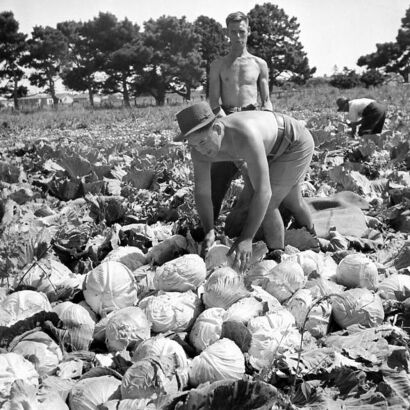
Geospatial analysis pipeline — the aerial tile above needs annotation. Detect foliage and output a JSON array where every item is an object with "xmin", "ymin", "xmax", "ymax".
[
  {"xmin": 0, "ymin": 11, "xmax": 27, "ymax": 108},
  {"xmin": 247, "ymin": 3, "xmax": 316, "ymax": 87},
  {"xmin": 193, "ymin": 16, "xmax": 228, "ymax": 97},
  {"xmin": 139, "ymin": 16, "xmax": 205, "ymax": 105},
  {"xmin": 21, "ymin": 25, "xmax": 68, "ymax": 103},
  {"xmin": 360, "ymin": 68, "xmax": 387, "ymax": 88},
  {"xmin": 357, "ymin": 5, "xmax": 410, "ymax": 82},
  {"xmin": 329, "ymin": 67, "xmax": 362, "ymax": 89}
]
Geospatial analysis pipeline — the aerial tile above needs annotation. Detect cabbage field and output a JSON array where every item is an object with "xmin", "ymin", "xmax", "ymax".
[{"xmin": 0, "ymin": 84, "xmax": 410, "ymax": 409}]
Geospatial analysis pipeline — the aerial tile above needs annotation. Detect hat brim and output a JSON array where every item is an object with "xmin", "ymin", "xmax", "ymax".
[{"xmin": 173, "ymin": 115, "xmax": 215, "ymax": 142}]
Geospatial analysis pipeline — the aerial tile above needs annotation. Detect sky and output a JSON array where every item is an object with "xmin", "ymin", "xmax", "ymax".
[{"xmin": 1, "ymin": 0, "xmax": 409, "ymax": 76}]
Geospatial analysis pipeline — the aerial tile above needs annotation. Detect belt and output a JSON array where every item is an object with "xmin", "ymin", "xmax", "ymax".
[
  {"xmin": 269, "ymin": 113, "xmax": 286, "ymax": 156},
  {"xmin": 221, "ymin": 104, "xmax": 257, "ymax": 113}
]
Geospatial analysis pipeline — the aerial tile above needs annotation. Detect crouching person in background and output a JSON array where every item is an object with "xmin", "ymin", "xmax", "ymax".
[
  {"xmin": 336, "ymin": 96, "xmax": 387, "ymax": 138},
  {"xmin": 174, "ymin": 101, "xmax": 315, "ymax": 272}
]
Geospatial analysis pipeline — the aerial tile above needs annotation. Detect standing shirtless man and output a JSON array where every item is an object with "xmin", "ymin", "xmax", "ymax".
[{"xmin": 208, "ymin": 11, "xmax": 273, "ymax": 226}]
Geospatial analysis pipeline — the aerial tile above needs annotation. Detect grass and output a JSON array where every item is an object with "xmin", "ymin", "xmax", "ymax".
[{"xmin": 1, "ymin": 84, "xmax": 409, "ymax": 138}]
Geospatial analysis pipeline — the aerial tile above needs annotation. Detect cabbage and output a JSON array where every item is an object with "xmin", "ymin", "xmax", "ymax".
[
  {"xmin": 53, "ymin": 301, "xmax": 96, "ymax": 351},
  {"xmin": 332, "ymin": 288, "xmax": 384, "ymax": 328},
  {"xmin": 93, "ymin": 314, "xmax": 112, "ymax": 343},
  {"xmin": 261, "ymin": 260, "xmax": 305, "ymax": 303},
  {"xmin": 205, "ymin": 244, "xmax": 235, "ymax": 271},
  {"xmin": 377, "ymin": 274, "xmax": 410, "ymax": 301},
  {"xmin": 0, "ymin": 290, "xmax": 51, "ymax": 326},
  {"xmin": 250, "ymin": 285, "xmax": 282, "ymax": 311},
  {"xmin": 105, "ymin": 306, "xmax": 151, "ymax": 352},
  {"xmin": 247, "ymin": 309, "xmax": 296, "ymax": 333},
  {"xmin": 68, "ymin": 376, "xmax": 121, "ymax": 410},
  {"xmin": 121, "ymin": 356, "xmax": 180, "ymax": 400},
  {"xmin": 225, "ymin": 296, "xmax": 265, "ymax": 324},
  {"xmin": 13, "ymin": 257, "xmax": 83, "ymax": 300},
  {"xmin": 11, "ymin": 331, "xmax": 63, "ymax": 376},
  {"xmin": 248, "ymin": 326, "xmax": 302, "ymax": 370},
  {"xmin": 132, "ymin": 335, "xmax": 189, "ymax": 387},
  {"xmin": 285, "ymin": 289, "xmax": 331, "ymax": 337},
  {"xmin": 305, "ymin": 278, "xmax": 345, "ymax": 298},
  {"xmin": 139, "ymin": 290, "xmax": 202, "ymax": 333},
  {"xmin": 153, "ymin": 254, "xmax": 206, "ymax": 291},
  {"xmin": 336, "ymin": 253, "xmax": 379, "ymax": 290},
  {"xmin": 202, "ymin": 267, "xmax": 249, "ymax": 309},
  {"xmin": 0, "ymin": 353, "xmax": 39, "ymax": 405},
  {"xmin": 189, "ymin": 307, "xmax": 226, "ymax": 352},
  {"xmin": 101, "ymin": 398, "xmax": 155, "ymax": 410},
  {"xmin": 83, "ymin": 260, "xmax": 139, "ymax": 316},
  {"xmin": 244, "ymin": 259, "xmax": 277, "ymax": 287},
  {"xmin": 283, "ymin": 250, "xmax": 323, "ymax": 276},
  {"xmin": 146, "ymin": 234, "xmax": 187, "ymax": 265},
  {"xmin": 38, "ymin": 392, "xmax": 69, "ymax": 410},
  {"xmin": 188, "ymin": 338, "xmax": 245, "ymax": 387},
  {"xmin": 103, "ymin": 246, "xmax": 147, "ymax": 271}
]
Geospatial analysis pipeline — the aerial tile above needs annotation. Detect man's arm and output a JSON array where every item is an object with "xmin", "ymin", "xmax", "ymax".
[
  {"xmin": 257, "ymin": 59, "xmax": 273, "ymax": 111},
  {"xmin": 209, "ymin": 59, "xmax": 224, "ymax": 116},
  {"xmin": 191, "ymin": 150, "xmax": 214, "ymax": 233}
]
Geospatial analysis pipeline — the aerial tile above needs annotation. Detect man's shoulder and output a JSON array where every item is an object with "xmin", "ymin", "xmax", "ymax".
[
  {"xmin": 247, "ymin": 53, "xmax": 268, "ymax": 66},
  {"xmin": 210, "ymin": 56, "xmax": 227, "ymax": 69}
]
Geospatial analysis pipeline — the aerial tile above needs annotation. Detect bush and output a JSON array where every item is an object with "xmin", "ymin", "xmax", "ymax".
[{"xmin": 330, "ymin": 68, "xmax": 362, "ymax": 89}]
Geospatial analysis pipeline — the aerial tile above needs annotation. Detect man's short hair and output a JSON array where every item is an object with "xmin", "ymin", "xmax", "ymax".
[{"xmin": 225, "ymin": 11, "xmax": 249, "ymax": 27}]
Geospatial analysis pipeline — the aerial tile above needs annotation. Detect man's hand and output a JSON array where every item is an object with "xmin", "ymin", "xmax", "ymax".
[
  {"xmin": 200, "ymin": 229, "xmax": 216, "ymax": 258},
  {"xmin": 228, "ymin": 238, "xmax": 252, "ymax": 273}
]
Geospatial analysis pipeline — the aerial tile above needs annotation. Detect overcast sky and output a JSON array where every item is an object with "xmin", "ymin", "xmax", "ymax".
[{"xmin": 2, "ymin": 0, "xmax": 408, "ymax": 76}]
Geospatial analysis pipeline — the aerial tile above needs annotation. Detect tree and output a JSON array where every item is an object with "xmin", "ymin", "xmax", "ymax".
[
  {"xmin": 358, "ymin": 6, "xmax": 410, "ymax": 82},
  {"xmin": 0, "ymin": 11, "xmax": 28, "ymax": 109},
  {"xmin": 57, "ymin": 20, "xmax": 103, "ymax": 106},
  {"xmin": 193, "ymin": 16, "xmax": 228, "ymax": 97},
  {"xmin": 329, "ymin": 67, "xmax": 361, "ymax": 89},
  {"xmin": 80, "ymin": 13, "xmax": 149, "ymax": 107},
  {"xmin": 21, "ymin": 26, "xmax": 68, "ymax": 103},
  {"xmin": 139, "ymin": 16, "xmax": 205, "ymax": 105},
  {"xmin": 247, "ymin": 3, "xmax": 316, "ymax": 88},
  {"xmin": 360, "ymin": 69, "xmax": 386, "ymax": 88}
]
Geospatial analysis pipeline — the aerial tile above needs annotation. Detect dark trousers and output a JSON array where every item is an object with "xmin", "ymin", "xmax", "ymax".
[{"xmin": 359, "ymin": 102, "xmax": 387, "ymax": 136}]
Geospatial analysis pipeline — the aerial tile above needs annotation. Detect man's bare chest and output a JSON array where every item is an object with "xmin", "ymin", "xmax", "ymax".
[{"xmin": 220, "ymin": 60, "xmax": 260, "ymax": 85}]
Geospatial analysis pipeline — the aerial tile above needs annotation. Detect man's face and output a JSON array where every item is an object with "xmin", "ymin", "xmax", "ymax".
[
  {"xmin": 227, "ymin": 20, "xmax": 249, "ymax": 48},
  {"xmin": 187, "ymin": 126, "xmax": 221, "ymax": 158}
]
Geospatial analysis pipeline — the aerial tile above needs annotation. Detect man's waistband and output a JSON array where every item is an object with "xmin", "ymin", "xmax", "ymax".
[
  {"xmin": 222, "ymin": 104, "xmax": 257, "ymax": 113},
  {"xmin": 268, "ymin": 113, "xmax": 287, "ymax": 157}
]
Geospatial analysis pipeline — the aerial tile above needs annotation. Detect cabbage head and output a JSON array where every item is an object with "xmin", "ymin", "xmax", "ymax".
[
  {"xmin": 244, "ymin": 260, "xmax": 277, "ymax": 287},
  {"xmin": 68, "ymin": 375, "xmax": 121, "ymax": 410},
  {"xmin": 247, "ymin": 309, "xmax": 296, "ymax": 333},
  {"xmin": 153, "ymin": 254, "xmax": 206, "ymax": 292},
  {"xmin": 189, "ymin": 307, "xmax": 226, "ymax": 352},
  {"xmin": 188, "ymin": 338, "xmax": 245, "ymax": 387},
  {"xmin": 105, "ymin": 306, "xmax": 151, "ymax": 352},
  {"xmin": 83, "ymin": 260, "xmax": 138, "ymax": 316},
  {"xmin": 203, "ymin": 267, "xmax": 249, "ymax": 309},
  {"xmin": 53, "ymin": 301, "xmax": 96, "ymax": 351},
  {"xmin": 336, "ymin": 253, "xmax": 378, "ymax": 290},
  {"xmin": 377, "ymin": 274, "xmax": 410, "ymax": 301},
  {"xmin": 11, "ymin": 331, "xmax": 63, "ymax": 376},
  {"xmin": 132, "ymin": 335, "xmax": 189, "ymax": 387},
  {"xmin": 332, "ymin": 288, "xmax": 384, "ymax": 328},
  {"xmin": 103, "ymin": 246, "xmax": 147, "ymax": 271},
  {"xmin": 139, "ymin": 290, "xmax": 202, "ymax": 333},
  {"xmin": 0, "ymin": 352, "xmax": 39, "ymax": 405},
  {"xmin": 225, "ymin": 296, "xmax": 265, "ymax": 324},
  {"xmin": 262, "ymin": 260, "xmax": 305, "ymax": 303},
  {"xmin": 0, "ymin": 290, "xmax": 51, "ymax": 326},
  {"xmin": 121, "ymin": 356, "xmax": 180, "ymax": 400}
]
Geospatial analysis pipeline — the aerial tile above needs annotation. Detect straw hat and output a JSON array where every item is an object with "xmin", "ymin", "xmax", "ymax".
[{"xmin": 174, "ymin": 102, "xmax": 215, "ymax": 142}]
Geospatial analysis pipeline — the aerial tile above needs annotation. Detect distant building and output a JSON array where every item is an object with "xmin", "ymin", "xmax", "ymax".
[{"xmin": 18, "ymin": 93, "xmax": 54, "ymax": 109}]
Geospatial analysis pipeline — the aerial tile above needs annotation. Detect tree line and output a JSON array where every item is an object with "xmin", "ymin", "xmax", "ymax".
[
  {"xmin": 0, "ymin": 3, "xmax": 315, "ymax": 109},
  {"xmin": 1, "ymin": 3, "xmax": 409, "ymax": 110}
]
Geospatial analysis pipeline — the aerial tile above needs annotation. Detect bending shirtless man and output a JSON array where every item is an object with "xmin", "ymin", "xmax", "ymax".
[
  {"xmin": 209, "ymin": 11, "xmax": 273, "ymax": 221},
  {"xmin": 175, "ymin": 102, "xmax": 315, "ymax": 272}
]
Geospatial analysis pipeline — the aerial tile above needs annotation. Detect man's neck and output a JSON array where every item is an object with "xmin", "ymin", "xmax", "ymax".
[{"xmin": 228, "ymin": 46, "xmax": 249, "ymax": 59}]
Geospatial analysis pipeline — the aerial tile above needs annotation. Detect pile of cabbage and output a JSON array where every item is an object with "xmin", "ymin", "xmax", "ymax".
[{"xmin": 0, "ymin": 236, "xmax": 408, "ymax": 409}]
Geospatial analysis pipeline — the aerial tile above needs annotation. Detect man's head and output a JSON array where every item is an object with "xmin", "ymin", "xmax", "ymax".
[
  {"xmin": 225, "ymin": 11, "xmax": 249, "ymax": 48},
  {"xmin": 175, "ymin": 102, "xmax": 221, "ymax": 157},
  {"xmin": 336, "ymin": 97, "xmax": 349, "ymax": 112}
]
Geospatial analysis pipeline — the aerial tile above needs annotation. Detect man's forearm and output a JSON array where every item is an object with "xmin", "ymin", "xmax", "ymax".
[
  {"xmin": 195, "ymin": 191, "xmax": 214, "ymax": 233},
  {"xmin": 239, "ymin": 190, "xmax": 271, "ymax": 241}
]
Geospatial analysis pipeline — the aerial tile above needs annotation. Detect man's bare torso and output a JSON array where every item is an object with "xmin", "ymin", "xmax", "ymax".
[{"xmin": 218, "ymin": 54, "xmax": 261, "ymax": 108}]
